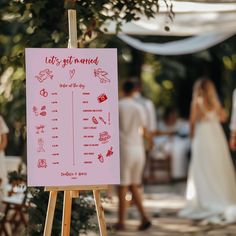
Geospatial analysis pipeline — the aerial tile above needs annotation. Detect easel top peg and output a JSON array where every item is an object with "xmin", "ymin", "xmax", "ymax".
[{"xmin": 68, "ymin": 9, "xmax": 78, "ymax": 49}]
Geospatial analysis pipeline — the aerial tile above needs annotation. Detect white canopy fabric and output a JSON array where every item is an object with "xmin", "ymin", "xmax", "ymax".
[
  {"xmin": 104, "ymin": 1, "xmax": 236, "ymax": 36},
  {"xmin": 104, "ymin": 1, "xmax": 236, "ymax": 55},
  {"xmin": 118, "ymin": 31, "xmax": 235, "ymax": 55}
]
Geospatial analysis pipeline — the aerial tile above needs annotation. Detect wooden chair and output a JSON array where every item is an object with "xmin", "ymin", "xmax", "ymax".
[
  {"xmin": 0, "ymin": 187, "xmax": 30, "ymax": 236},
  {"xmin": 147, "ymin": 142, "xmax": 172, "ymax": 183}
]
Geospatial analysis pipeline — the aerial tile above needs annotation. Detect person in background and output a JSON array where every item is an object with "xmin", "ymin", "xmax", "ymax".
[
  {"xmin": 179, "ymin": 78, "xmax": 236, "ymax": 224},
  {"xmin": 133, "ymin": 80, "xmax": 157, "ymax": 134},
  {"xmin": 0, "ymin": 115, "xmax": 9, "ymax": 197},
  {"xmin": 158, "ymin": 107, "xmax": 188, "ymax": 134},
  {"xmin": 154, "ymin": 107, "xmax": 190, "ymax": 179},
  {"xmin": 117, "ymin": 80, "xmax": 151, "ymax": 231},
  {"xmin": 132, "ymin": 79, "xmax": 157, "ymax": 180},
  {"xmin": 230, "ymin": 89, "xmax": 236, "ymax": 151}
]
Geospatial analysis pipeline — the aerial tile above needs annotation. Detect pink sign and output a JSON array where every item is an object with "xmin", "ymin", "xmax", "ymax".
[{"xmin": 25, "ymin": 48, "xmax": 120, "ymax": 186}]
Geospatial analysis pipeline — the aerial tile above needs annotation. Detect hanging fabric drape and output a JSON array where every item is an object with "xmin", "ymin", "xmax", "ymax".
[
  {"xmin": 118, "ymin": 31, "xmax": 235, "ymax": 55},
  {"xmin": 104, "ymin": 1, "xmax": 236, "ymax": 36},
  {"xmin": 103, "ymin": 1, "xmax": 236, "ymax": 55}
]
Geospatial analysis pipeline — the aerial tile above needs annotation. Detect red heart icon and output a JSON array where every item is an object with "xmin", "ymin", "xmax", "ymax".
[{"xmin": 69, "ymin": 69, "xmax": 75, "ymax": 79}]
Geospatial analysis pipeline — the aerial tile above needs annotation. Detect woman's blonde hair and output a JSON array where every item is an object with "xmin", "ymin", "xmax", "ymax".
[{"xmin": 192, "ymin": 78, "xmax": 221, "ymax": 112}]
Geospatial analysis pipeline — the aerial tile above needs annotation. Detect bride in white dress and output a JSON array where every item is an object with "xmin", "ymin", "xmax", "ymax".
[{"xmin": 179, "ymin": 79, "xmax": 236, "ymax": 223}]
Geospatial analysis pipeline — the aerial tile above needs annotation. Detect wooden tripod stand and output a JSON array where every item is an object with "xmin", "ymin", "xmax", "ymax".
[{"xmin": 43, "ymin": 185, "xmax": 108, "ymax": 236}]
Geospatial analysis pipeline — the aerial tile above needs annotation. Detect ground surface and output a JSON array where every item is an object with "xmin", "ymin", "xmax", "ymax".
[{"xmin": 85, "ymin": 182, "xmax": 236, "ymax": 236}]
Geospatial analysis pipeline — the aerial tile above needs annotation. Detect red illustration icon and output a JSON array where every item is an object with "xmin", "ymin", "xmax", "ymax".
[
  {"xmin": 92, "ymin": 116, "xmax": 107, "ymax": 125},
  {"xmin": 37, "ymin": 138, "xmax": 45, "ymax": 152},
  {"xmin": 32, "ymin": 106, "xmax": 38, "ymax": 116},
  {"xmin": 106, "ymin": 146, "xmax": 113, "ymax": 157},
  {"xmin": 32, "ymin": 106, "xmax": 47, "ymax": 116},
  {"xmin": 36, "ymin": 125, "xmax": 45, "ymax": 134},
  {"xmin": 98, "ymin": 154, "xmax": 104, "ymax": 163},
  {"xmin": 97, "ymin": 147, "xmax": 114, "ymax": 163},
  {"xmin": 69, "ymin": 69, "xmax": 75, "ymax": 79},
  {"xmin": 99, "ymin": 116, "xmax": 106, "ymax": 124},
  {"xmin": 97, "ymin": 93, "xmax": 108, "ymax": 103},
  {"xmin": 40, "ymin": 88, "xmax": 48, "ymax": 97},
  {"xmin": 35, "ymin": 69, "xmax": 53, "ymax": 83},
  {"xmin": 40, "ymin": 105, "xmax": 47, "ymax": 116},
  {"xmin": 92, "ymin": 116, "xmax": 98, "ymax": 124},
  {"xmin": 99, "ymin": 131, "xmax": 111, "ymax": 144},
  {"xmin": 37, "ymin": 159, "xmax": 47, "ymax": 168},
  {"xmin": 94, "ymin": 68, "xmax": 110, "ymax": 83}
]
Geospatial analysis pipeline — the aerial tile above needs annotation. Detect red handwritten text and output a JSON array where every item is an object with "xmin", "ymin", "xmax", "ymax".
[
  {"xmin": 45, "ymin": 56, "xmax": 99, "ymax": 68},
  {"xmin": 59, "ymin": 83, "xmax": 85, "ymax": 89}
]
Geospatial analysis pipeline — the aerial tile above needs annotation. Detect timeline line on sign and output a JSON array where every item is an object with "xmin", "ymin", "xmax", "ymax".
[{"xmin": 72, "ymin": 91, "xmax": 75, "ymax": 166}]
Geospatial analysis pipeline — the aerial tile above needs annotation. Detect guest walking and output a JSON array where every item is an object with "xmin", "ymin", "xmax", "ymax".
[
  {"xmin": 117, "ymin": 80, "xmax": 151, "ymax": 231},
  {"xmin": 132, "ymin": 79, "xmax": 157, "ymax": 180}
]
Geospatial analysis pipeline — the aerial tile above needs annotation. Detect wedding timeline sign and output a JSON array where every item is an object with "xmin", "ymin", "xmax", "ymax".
[{"xmin": 26, "ymin": 48, "xmax": 120, "ymax": 186}]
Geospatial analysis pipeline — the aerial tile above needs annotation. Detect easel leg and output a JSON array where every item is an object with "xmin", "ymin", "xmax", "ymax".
[
  {"xmin": 43, "ymin": 191, "xmax": 58, "ymax": 236},
  {"xmin": 61, "ymin": 191, "xmax": 72, "ymax": 236},
  {"xmin": 93, "ymin": 190, "xmax": 107, "ymax": 236}
]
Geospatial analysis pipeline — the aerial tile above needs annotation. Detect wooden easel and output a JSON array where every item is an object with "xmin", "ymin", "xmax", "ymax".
[
  {"xmin": 43, "ymin": 10, "xmax": 108, "ymax": 236},
  {"xmin": 43, "ymin": 185, "xmax": 108, "ymax": 236}
]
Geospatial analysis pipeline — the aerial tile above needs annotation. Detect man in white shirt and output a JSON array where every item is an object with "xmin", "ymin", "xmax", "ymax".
[
  {"xmin": 132, "ymin": 80, "xmax": 157, "ymax": 181},
  {"xmin": 133, "ymin": 81, "xmax": 157, "ymax": 133},
  {"xmin": 117, "ymin": 80, "xmax": 151, "ymax": 231}
]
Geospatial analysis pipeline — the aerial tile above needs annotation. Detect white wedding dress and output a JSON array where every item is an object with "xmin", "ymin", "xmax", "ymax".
[{"xmin": 179, "ymin": 111, "xmax": 236, "ymax": 224}]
